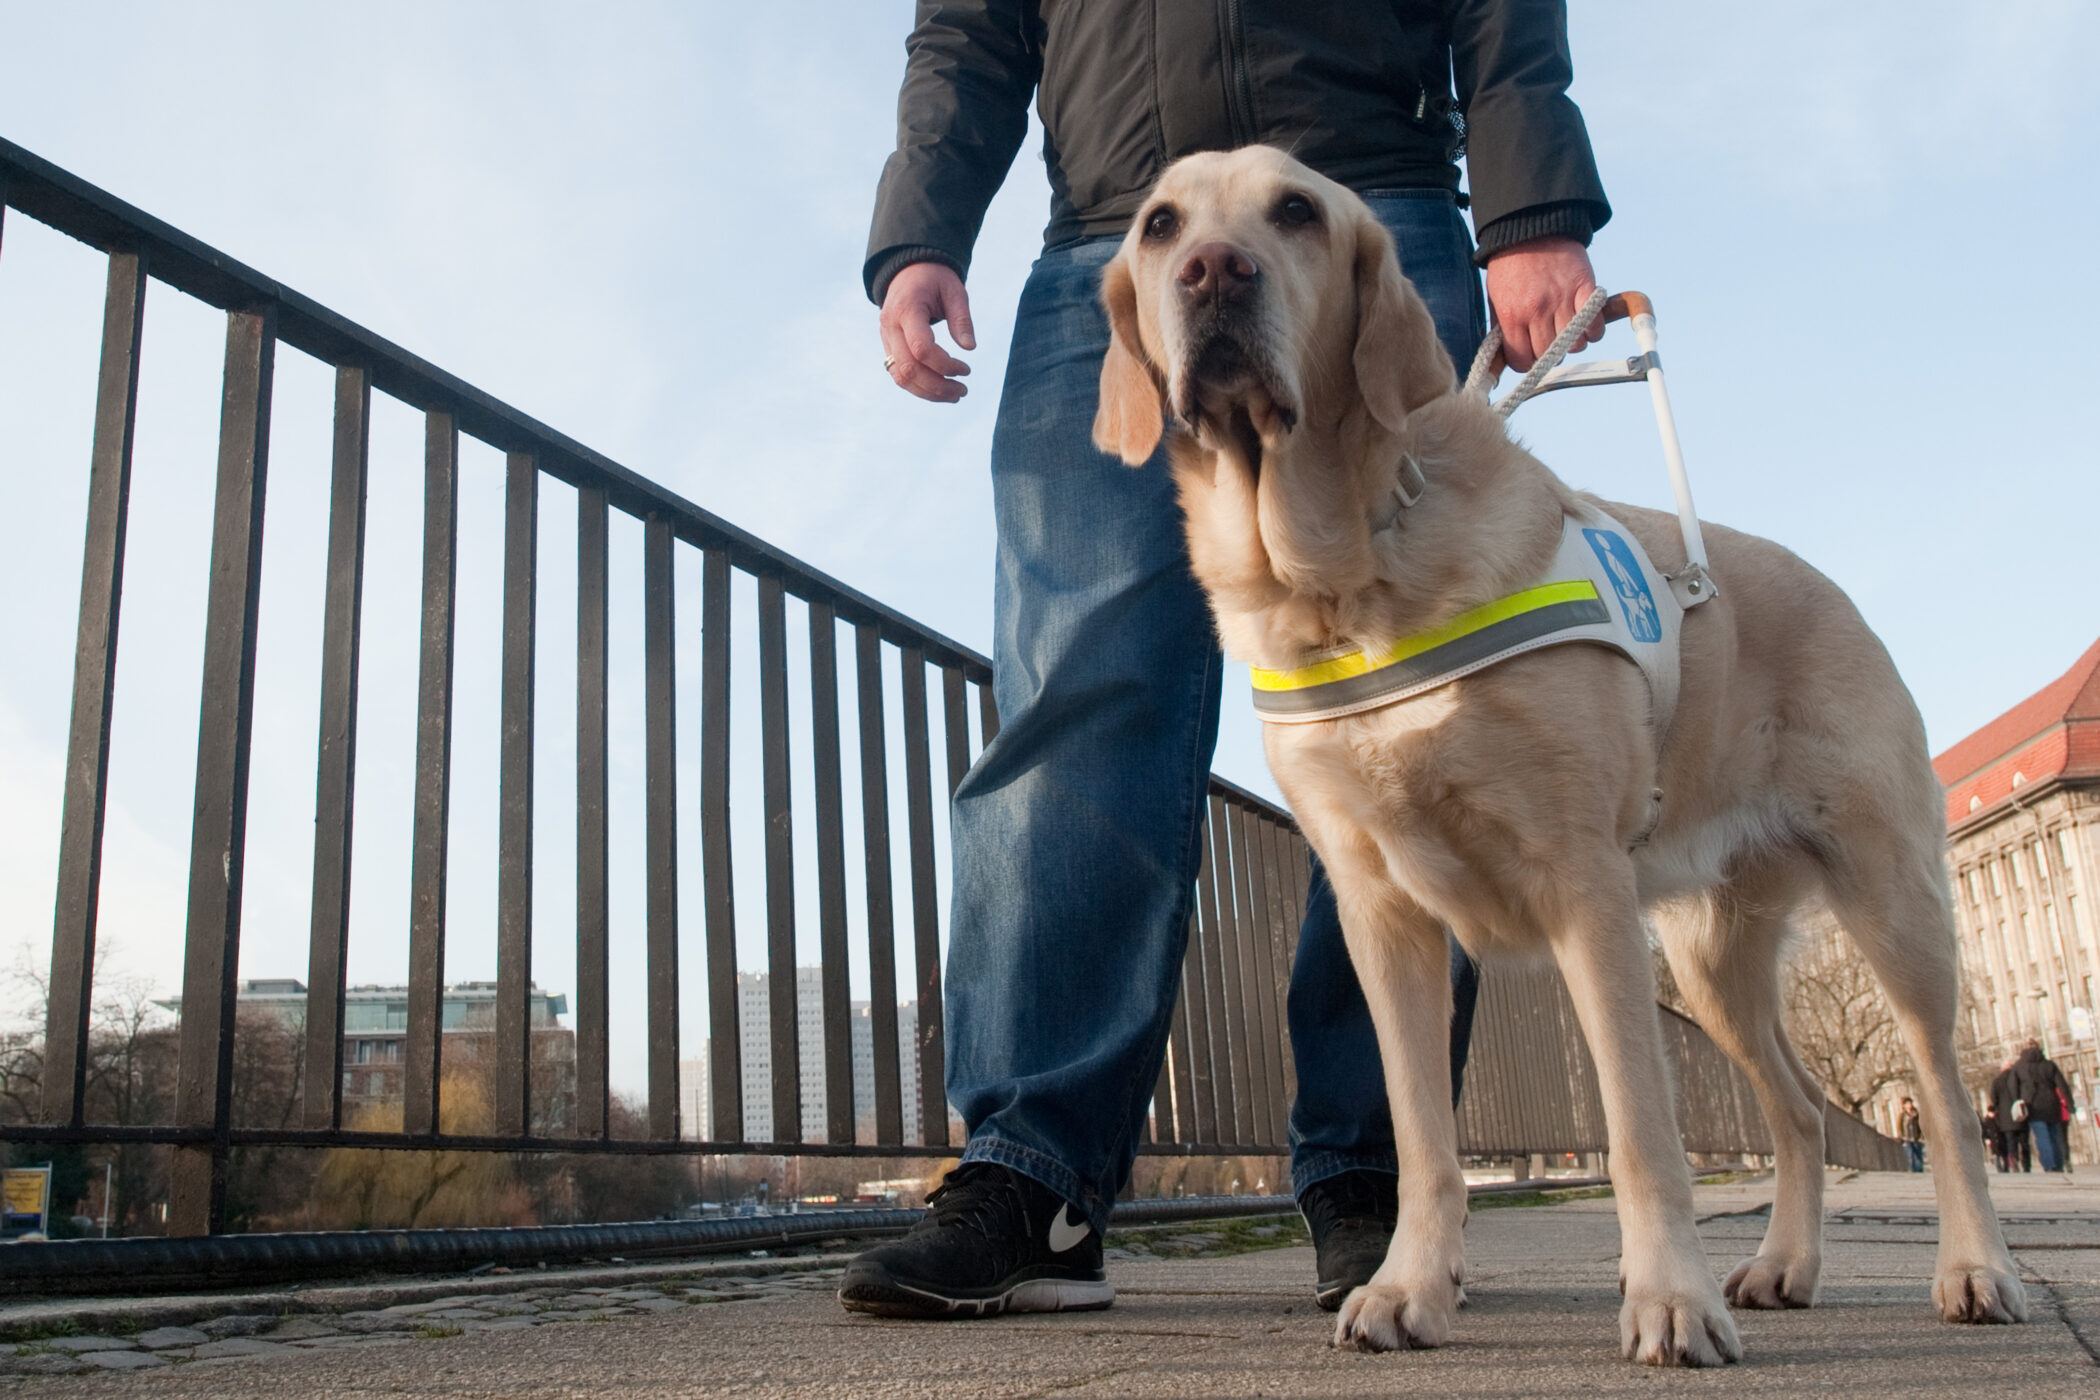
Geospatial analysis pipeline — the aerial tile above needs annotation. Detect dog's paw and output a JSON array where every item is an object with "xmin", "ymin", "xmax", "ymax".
[
  {"xmin": 1333, "ymin": 1275, "xmax": 1459, "ymax": 1352},
  {"xmin": 1723, "ymin": 1251, "xmax": 1819, "ymax": 1310},
  {"xmin": 1619, "ymin": 1282, "xmax": 1741, "ymax": 1368},
  {"xmin": 1932, "ymin": 1259, "xmax": 2028, "ymax": 1324}
]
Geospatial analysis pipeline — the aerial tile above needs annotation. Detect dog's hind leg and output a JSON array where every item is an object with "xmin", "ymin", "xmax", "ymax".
[
  {"xmin": 1549, "ymin": 872, "xmax": 1742, "ymax": 1366},
  {"xmin": 1321, "ymin": 853, "xmax": 1469, "ymax": 1353},
  {"xmin": 1816, "ymin": 825, "xmax": 2027, "ymax": 1324},
  {"xmin": 1651, "ymin": 869, "xmax": 1829, "ymax": 1310}
]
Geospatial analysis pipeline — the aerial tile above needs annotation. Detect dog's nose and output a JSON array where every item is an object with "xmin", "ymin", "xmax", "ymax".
[{"xmin": 1177, "ymin": 242, "xmax": 1259, "ymax": 302}]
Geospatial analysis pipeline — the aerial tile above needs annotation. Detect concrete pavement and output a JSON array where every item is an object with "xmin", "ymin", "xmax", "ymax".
[{"xmin": 7, "ymin": 1170, "xmax": 2096, "ymax": 1397}]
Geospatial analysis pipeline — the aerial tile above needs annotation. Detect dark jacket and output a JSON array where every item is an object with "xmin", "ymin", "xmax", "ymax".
[
  {"xmin": 2012, "ymin": 1046, "xmax": 2074, "ymax": 1123},
  {"xmin": 864, "ymin": 0, "xmax": 1612, "ymax": 301},
  {"xmin": 1989, "ymin": 1068, "xmax": 2027, "ymax": 1135}
]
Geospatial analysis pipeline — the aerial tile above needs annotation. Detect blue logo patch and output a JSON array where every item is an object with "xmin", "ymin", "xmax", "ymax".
[{"xmin": 1582, "ymin": 529, "xmax": 1663, "ymax": 643}]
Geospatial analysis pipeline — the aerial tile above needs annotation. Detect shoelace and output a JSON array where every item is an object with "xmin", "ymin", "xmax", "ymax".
[{"xmin": 923, "ymin": 1163, "xmax": 1032, "ymax": 1241}]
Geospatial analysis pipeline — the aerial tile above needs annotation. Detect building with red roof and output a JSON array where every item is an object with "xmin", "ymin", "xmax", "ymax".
[{"xmin": 1934, "ymin": 637, "xmax": 2100, "ymax": 1166}]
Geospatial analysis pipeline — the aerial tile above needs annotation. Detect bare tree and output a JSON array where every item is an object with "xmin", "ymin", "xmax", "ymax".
[{"xmin": 1782, "ymin": 913, "xmax": 1909, "ymax": 1122}]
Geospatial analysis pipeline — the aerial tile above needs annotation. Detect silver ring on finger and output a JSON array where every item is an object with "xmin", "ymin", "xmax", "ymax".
[{"xmin": 883, "ymin": 353, "xmax": 897, "ymax": 372}]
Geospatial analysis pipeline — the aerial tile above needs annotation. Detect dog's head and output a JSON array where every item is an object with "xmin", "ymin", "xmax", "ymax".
[{"xmin": 1092, "ymin": 146, "xmax": 1454, "ymax": 466}]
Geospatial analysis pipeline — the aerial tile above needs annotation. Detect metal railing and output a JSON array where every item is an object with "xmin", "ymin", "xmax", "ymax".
[{"xmin": 0, "ymin": 138, "xmax": 1901, "ymax": 1246}]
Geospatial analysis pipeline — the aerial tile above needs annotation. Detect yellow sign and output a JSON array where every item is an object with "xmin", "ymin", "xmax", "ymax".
[{"xmin": 1, "ymin": 1168, "xmax": 49, "ymax": 1221}]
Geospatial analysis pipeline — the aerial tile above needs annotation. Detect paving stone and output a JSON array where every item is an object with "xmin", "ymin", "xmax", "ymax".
[
  {"xmin": 48, "ymin": 1335, "xmax": 137, "ymax": 1352},
  {"xmin": 624, "ymin": 1297, "xmax": 685, "ymax": 1312},
  {"xmin": 192, "ymin": 1337, "xmax": 289, "ymax": 1359},
  {"xmin": 136, "ymin": 1326, "xmax": 211, "ymax": 1349},
  {"xmin": 262, "ymin": 1317, "xmax": 341, "ymax": 1341},
  {"xmin": 477, "ymin": 1299, "xmax": 544, "ymax": 1316},
  {"xmin": 457, "ymin": 1317, "xmax": 537, "ymax": 1332},
  {"xmin": 199, "ymin": 1313, "xmax": 277, "ymax": 1338},
  {"xmin": 331, "ymin": 1310, "xmax": 411, "ymax": 1332},
  {"xmin": 79, "ymin": 1349, "xmax": 169, "ymax": 1370},
  {"xmin": 0, "ymin": 1353, "xmax": 86, "ymax": 1375},
  {"xmin": 427, "ymin": 1308, "xmax": 494, "ymax": 1321}
]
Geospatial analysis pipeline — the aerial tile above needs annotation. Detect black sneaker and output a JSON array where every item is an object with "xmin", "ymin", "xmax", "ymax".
[
  {"xmin": 1300, "ymin": 1169, "xmax": 1398, "ymax": 1311},
  {"xmin": 837, "ymin": 1162, "xmax": 1114, "ymax": 1318}
]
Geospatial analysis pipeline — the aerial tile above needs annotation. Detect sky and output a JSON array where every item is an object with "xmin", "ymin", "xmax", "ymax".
[{"xmin": 2, "ymin": 2, "xmax": 2096, "ymax": 1103}]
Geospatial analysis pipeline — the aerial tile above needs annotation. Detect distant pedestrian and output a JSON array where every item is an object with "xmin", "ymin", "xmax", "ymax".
[
  {"xmin": 1990, "ymin": 1059, "xmax": 2031, "ymax": 1172},
  {"xmin": 1983, "ymin": 1098, "xmax": 2008, "ymax": 1172},
  {"xmin": 1898, "ymin": 1097, "xmax": 1925, "ymax": 1172},
  {"xmin": 2012, "ymin": 1040, "xmax": 2075, "ymax": 1173}
]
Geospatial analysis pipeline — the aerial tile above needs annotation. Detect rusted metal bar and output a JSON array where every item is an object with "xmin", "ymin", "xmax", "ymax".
[
  {"xmin": 1162, "ymin": 975, "xmax": 1194, "ymax": 1144},
  {"xmin": 573, "ymin": 486, "xmax": 610, "ymax": 1140},
  {"xmin": 1180, "ymin": 903, "xmax": 1220, "ymax": 1146},
  {"xmin": 1225, "ymin": 803, "xmax": 1275, "ymax": 1143},
  {"xmin": 700, "ymin": 548, "xmax": 740, "ymax": 1140},
  {"xmin": 168, "ymin": 307, "xmax": 276, "ymax": 1237},
  {"xmin": 900, "ymin": 648, "xmax": 946, "ymax": 1147},
  {"xmin": 1151, "ymin": 1051, "xmax": 1175, "ymax": 1145},
  {"xmin": 758, "ymin": 574, "xmax": 801, "ymax": 1145},
  {"xmin": 402, "ymin": 411, "xmax": 459, "ymax": 1140},
  {"xmin": 941, "ymin": 666, "xmax": 970, "ymax": 798},
  {"xmin": 809, "ymin": 602, "xmax": 855, "ymax": 1144},
  {"xmin": 300, "ymin": 364, "xmax": 370, "ymax": 1131},
  {"xmin": 644, "ymin": 518, "xmax": 681, "ymax": 1140},
  {"xmin": 1254, "ymin": 818, "xmax": 1293, "ymax": 1135},
  {"xmin": 494, "ymin": 452, "xmax": 538, "ymax": 1138},
  {"xmin": 43, "ymin": 249, "xmax": 147, "ymax": 1128},
  {"xmin": 1200, "ymin": 797, "xmax": 1244, "ymax": 1143},
  {"xmin": 976, "ymin": 679, "xmax": 999, "ymax": 745},
  {"xmin": 856, "ymin": 625, "xmax": 903, "ymax": 1146},
  {"xmin": 1240, "ymin": 809, "xmax": 1285, "ymax": 1145}
]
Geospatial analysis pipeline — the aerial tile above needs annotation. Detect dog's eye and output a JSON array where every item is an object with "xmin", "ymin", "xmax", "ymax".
[
  {"xmin": 1274, "ymin": 193, "xmax": 1318, "ymax": 229},
  {"xmin": 1143, "ymin": 205, "xmax": 1179, "ymax": 242}
]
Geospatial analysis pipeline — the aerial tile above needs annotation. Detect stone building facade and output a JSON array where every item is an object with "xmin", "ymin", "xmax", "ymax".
[{"xmin": 1934, "ymin": 638, "xmax": 2100, "ymax": 1164}]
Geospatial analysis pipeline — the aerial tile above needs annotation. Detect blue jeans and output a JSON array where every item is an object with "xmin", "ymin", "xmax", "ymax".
[
  {"xmin": 945, "ymin": 191, "xmax": 1487, "ymax": 1231},
  {"xmin": 1905, "ymin": 1141, "xmax": 1925, "ymax": 1172}
]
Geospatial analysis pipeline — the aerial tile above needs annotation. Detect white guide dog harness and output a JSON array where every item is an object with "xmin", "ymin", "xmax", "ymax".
[{"xmin": 1250, "ymin": 507, "xmax": 1684, "ymax": 732}]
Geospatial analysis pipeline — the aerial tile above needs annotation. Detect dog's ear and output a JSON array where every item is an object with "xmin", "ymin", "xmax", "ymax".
[
  {"xmin": 1352, "ymin": 221, "xmax": 1455, "ymax": 434},
  {"xmin": 1092, "ymin": 254, "xmax": 1165, "ymax": 466}
]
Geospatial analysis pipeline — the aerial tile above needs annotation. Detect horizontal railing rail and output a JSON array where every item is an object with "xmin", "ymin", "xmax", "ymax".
[{"xmin": 0, "ymin": 137, "xmax": 1902, "ymax": 1252}]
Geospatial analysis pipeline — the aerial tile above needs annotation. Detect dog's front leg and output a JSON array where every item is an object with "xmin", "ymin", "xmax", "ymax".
[
  {"xmin": 1329, "ymin": 889, "xmax": 1467, "ymax": 1353},
  {"xmin": 1547, "ymin": 882, "xmax": 1742, "ymax": 1368}
]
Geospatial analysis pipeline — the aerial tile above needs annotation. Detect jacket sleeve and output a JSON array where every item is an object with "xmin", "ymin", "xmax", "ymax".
[
  {"xmin": 863, "ymin": 0, "xmax": 1042, "ymax": 304},
  {"xmin": 1445, "ymin": 0, "xmax": 1611, "ymax": 261}
]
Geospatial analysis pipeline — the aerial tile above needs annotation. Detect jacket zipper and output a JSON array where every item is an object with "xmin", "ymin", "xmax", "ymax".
[{"xmin": 1220, "ymin": 0, "xmax": 1256, "ymax": 145}]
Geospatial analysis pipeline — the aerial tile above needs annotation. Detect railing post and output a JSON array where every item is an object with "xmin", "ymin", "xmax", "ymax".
[
  {"xmin": 809, "ymin": 603, "xmax": 855, "ymax": 1144},
  {"xmin": 574, "ymin": 486, "xmax": 611, "ymax": 1140},
  {"xmin": 900, "ymin": 648, "xmax": 946, "ymax": 1147},
  {"xmin": 644, "ymin": 518, "xmax": 681, "ymax": 1140},
  {"xmin": 758, "ymin": 574, "xmax": 799, "ymax": 1144},
  {"xmin": 43, "ymin": 249, "xmax": 147, "ymax": 1128},
  {"xmin": 168, "ymin": 305, "xmax": 276, "ymax": 1236},
  {"xmin": 402, "ymin": 411, "xmax": 459, "ymax": 1139},
  {"xmin": 856, "ymin": 625, "xmax": 903, "ymax": 1146},
  {"xmin": 495, "ymin": 452, "xmax": 538, "ymax": 1138},
  {"xmin": 301, "ymin": 365, "xmax": 370, "ymax": 1130},
  {"xmin": 700, "ymin": 548, "xmax": 741, "ymax": 1140}
]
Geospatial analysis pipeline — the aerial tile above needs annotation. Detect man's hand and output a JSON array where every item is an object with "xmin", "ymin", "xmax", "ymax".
[
  {"xmin": 879, "ymin": 262, "xmax": 976, "ymax": 403},
  {"xmin": 1483, "ymin": 236, "xmax": 1599, "ymax": 373}
]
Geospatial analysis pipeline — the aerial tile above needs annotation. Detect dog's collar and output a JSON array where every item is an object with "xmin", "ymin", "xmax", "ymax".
[{"xmin": 1252, "ymin": 508, "xmax": 1685, "ymax": 729}]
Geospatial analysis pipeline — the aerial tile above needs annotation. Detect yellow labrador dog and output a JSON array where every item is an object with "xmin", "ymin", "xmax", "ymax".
[{"xmin": 1093, "ymin": 146, "xmax": 2024, "ymax": 1367}]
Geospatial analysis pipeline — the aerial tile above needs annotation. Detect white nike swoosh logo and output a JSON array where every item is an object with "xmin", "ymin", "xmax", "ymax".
[{"xmin": 1046, "ymin": 1205, "xmax": 1090, "ymax": 1253}]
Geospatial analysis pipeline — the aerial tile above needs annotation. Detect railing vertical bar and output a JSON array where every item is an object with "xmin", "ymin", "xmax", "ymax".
[
  {"xmin": 43, "ymin": 249, "xmax": 148, "ymax": 1128},
  {"xmin": 1240, "ymin": 810, "xmax": 1284, "ymax": 1145},
  {"xmin": 401, "ymin": 409, "xmax": 458, "ymax": 1141},
  {"xmin": 856, "ymin": 625, "xmax": 903, "ymax": 1146},
  {"xmin": 573, "ymin": 486, "xmax": 610, "ymax": 1139},
  {"xmin": 700, "ymin": 548, "xmax": 741, "ymax": 1140},
  {"xmin": 300, "ymin": 364, "xmax": 369, "ymax": 1131},
  {"xmin": 1163, "ymin": 962, "xmax": 1195, "ymax": 1144},
  {"xmin": 941, "ymin": 666, "xmax": 970, "ymax": 797},
  {"xmin": 168, "ymin": 306, "xmax": 275, "ymax": 1236},
  {"xmin": 757, "ymin": 574, "xmax": 800, "ymax": 1145},
  {"xmin": 1251, "ymin": 822, "xmax": 1285, "ymax": 1141},
  {"xmin": 1205, "ymin": 794, "xmax": 1252, "ymax": 1146},
  {"xmin": 900, "ymin": 648, "xmax": 947, "ymax": 1147},
  {"xmin": 644, "ymin": 519, "xmax": 682, "ymax": 1140},
  {"xmin": 1180, "ymin": 895, "xmax": 1220, "ymax": 1147},
  {"xmin": 808, "ymin": 602, "xmax": 855, "ymax": 1144},
  {"xmin": 976, "ymin": 679, "xmax": 1000, "ymax": 745},
  {"xmin": 1150, "ymin": 1049, "xmax": 1175, "ymax": 1145},
  {"xmin": 494, "ymin": 452, "xmax": 538, "ymax": 1138},
  {"xmin": 1226, "ymin": 802, "xmax": 1276, "ymax": 1146}
]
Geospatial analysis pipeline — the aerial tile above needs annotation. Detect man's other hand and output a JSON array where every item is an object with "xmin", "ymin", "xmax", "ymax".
[
  {"xmin": 880, "ymin": 262, "xmax": 976, "ymax": 403},
  {"xmin": 1483, "ymin": 236, "xmax": 1599, "ymax": 373}
]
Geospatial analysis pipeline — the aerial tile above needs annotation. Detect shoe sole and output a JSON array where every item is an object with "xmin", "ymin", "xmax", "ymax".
[
  {"xmin": 839, "ymin": 1275, "xmax": 1115, "ymax": 1320},
  {"xmin": 1313, "ymin": 1280, "xmax": 1353, "ymax": 1313}
]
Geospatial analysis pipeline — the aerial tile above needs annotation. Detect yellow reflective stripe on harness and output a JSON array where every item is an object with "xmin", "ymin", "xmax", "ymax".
[{"xmin": 1249, "ymin": 579, "xmax": 1604, "ymax": 694}]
